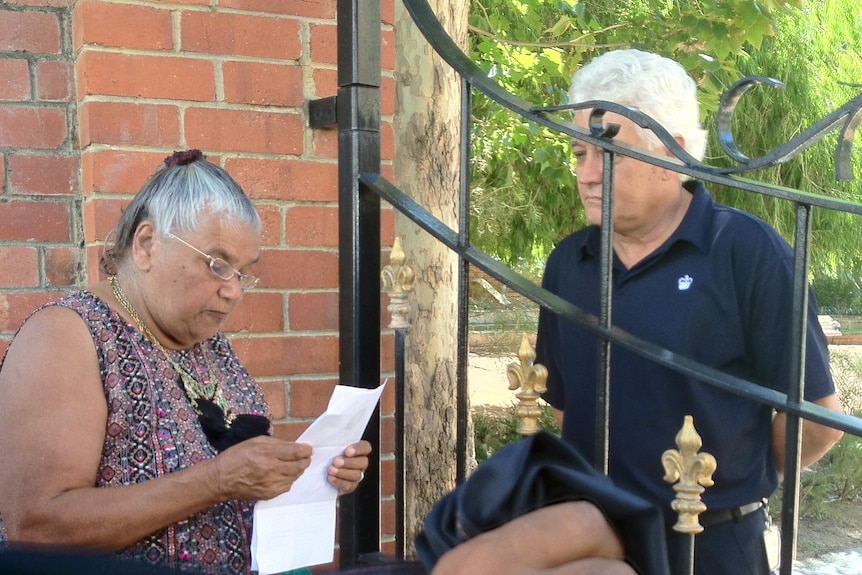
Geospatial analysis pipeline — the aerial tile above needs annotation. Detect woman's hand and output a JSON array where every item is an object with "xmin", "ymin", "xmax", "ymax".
[
  {"xmin": 327, "ymin": 440, "xmax": 372, "ymax": 495},
  {"xmin": 210, "ymin": 436, "xmax": 313, "ymax": 501}
]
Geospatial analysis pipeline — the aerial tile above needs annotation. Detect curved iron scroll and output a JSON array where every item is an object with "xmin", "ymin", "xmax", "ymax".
[
  {"xmin": 715, "ymin": 76, "xmax": 862, "ymax": 180},
  {"xmin": 402, "ymin": 0, "xmax": 862, "ymax": 187}
]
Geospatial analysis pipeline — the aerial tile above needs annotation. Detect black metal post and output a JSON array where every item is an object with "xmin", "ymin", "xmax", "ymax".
[
  {"xmin": 778, "ymin": 202, "xmax": 813, "ymax": 574},
  {"xmin": 335, "ymin": 0, "xmax": 382, "ymax": 567},
  {"xmin": 595, "ymin": 149, "xmax": 615, "ymax": 474},
  {"xmin": 676, "ymin": 535, "xmax": 695, "ymax": 575},
  {"xmin": 456, "ymin": 77, "xmax": 473, "ymax": 484},
  {"xmin": 393, "ymin": 328, "xmax": 407, "ymax": 558}
]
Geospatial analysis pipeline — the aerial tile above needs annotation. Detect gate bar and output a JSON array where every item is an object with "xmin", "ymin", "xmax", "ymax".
[{"xmin": 334, "ymin": 0, "xmax": 383, "ymax": 566}]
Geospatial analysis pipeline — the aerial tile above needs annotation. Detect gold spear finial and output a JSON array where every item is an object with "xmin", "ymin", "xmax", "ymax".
[
  {"xmin": 381, "ymin": 237, "xmax": 415, "ymax": 329},
  {"xmin": 661, "ymin": 415, "xmax": 717, "ymax": 534},
  {"xmin": 506, "ymin": 333, "xmax": 549, "ymax": 436}
]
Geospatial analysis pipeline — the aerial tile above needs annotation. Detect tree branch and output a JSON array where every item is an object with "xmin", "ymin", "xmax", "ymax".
[{"xmin": 468, "ymin": 22, "xmax": 628, "ymax": 50}]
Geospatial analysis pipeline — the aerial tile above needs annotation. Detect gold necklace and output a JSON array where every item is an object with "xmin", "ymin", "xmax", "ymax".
[{"xmin": 109, "ymin": 275, "xmax": 230, "ymax": 418}]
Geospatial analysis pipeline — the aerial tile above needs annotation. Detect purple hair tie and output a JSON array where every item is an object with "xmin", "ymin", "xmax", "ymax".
[{"xmin": 164, "ymin": 149, "xmax": 205, "ymax": 168}]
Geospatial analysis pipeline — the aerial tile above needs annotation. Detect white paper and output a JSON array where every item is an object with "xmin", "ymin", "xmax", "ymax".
[{"xmin": 251, "ymin": 382, "xmax": 386, "ymax": 574}]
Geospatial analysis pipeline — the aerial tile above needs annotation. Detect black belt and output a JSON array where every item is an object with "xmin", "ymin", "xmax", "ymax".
[{"xmin": 698, "ymin": 501, "xmax": 764, "ymax": 528}]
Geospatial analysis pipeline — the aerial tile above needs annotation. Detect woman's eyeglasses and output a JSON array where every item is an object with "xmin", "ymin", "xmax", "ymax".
[{"xmin": 167, "ymin": 233, "xmax": 260, "ymax": 290}]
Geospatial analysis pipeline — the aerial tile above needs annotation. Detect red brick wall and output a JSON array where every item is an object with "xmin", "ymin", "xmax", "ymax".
[
  {"xmin": 0, "ymin": 1, "xmax": 79, "ymax": 354},
  {"xmin": 1, "ymin": 0, "xmax": 397, "ymax": 560}
]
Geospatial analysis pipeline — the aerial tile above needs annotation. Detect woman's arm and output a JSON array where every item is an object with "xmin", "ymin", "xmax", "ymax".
[{"xmin": 0, "ymin": 306, "xmax": 313, "ymax": 550}]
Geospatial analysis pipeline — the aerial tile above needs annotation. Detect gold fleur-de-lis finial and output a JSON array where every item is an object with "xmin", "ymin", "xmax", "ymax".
[
  {"xmin": 506, "ymin": 333, "xmax": 549, "ymax": 436},
  {"xmin": 661, "ymin": 415, "xmax": 717, "ymax": 534},
  {"xmin": 381, "ymin": 237, "xmax": 415, "ymax": 329}
]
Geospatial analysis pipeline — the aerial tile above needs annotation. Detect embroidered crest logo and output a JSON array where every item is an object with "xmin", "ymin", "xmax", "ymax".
[{"xmin": 678, "ymin": 275, "xmax": 693, "ymax": 291}]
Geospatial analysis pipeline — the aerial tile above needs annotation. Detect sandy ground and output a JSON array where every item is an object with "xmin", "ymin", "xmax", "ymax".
[{"xmin": 467, "ymin": 354, "xmax": 521, "ymax": 407}]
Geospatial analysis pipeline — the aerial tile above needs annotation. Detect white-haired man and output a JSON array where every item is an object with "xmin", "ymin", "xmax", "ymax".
[{"xmin": 535, "ymin": 49, "xmax": 843, "ymax": 575}]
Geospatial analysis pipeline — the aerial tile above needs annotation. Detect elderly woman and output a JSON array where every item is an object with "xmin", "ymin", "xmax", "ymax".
[{"xmin": 0, "ymin": 150, "xmax": 370, "ymax": 574}]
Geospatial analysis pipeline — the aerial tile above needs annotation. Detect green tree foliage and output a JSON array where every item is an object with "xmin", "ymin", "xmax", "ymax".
[
  {"xmin": 468, "ymin": 0, "xmax": 862, "ymax": 306},
  {"xmin": 705, "ymin": 0, "xmax": 862, "ymax": 306},
  {"xmin": 469, "ymin": 1, "xmax": 587, "ymax": 266}
]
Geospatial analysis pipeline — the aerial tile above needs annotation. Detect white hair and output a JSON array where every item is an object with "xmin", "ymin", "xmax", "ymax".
[
  {"xmin": 106, "ymin": 154, "xmax": 261, "ymax": 271},
  {"xmin": 569, "ymin": 49, "xmax": 708, "ymax": 162}
]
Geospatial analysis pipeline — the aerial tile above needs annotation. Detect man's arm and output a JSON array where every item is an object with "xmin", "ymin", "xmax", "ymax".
[
  {"xmin": 554, "ymin": 407, "xmax": 564, "ymax": 430},
  {"xmin": 431, "ymin": 501, "xmax": 635, "ymax": 575},
  {"xmin": 771, "ymin": 394, "xmax": 843, "ymax": 478}
]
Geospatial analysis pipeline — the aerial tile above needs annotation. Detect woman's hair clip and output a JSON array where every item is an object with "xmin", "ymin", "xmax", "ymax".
[{"xmin": 164, "ymin": 149, "xmax": 205, "ymax": 168}]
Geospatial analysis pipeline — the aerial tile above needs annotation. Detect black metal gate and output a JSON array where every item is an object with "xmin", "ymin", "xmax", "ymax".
[{"xmin": 311, "ymin": 1, "xmax": 862, "ymax": 573}]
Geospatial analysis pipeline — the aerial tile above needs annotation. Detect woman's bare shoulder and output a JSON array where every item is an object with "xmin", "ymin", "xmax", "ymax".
[{"xmin": 0, "ymin": 299, "xmax": 104, "ymax": 399}]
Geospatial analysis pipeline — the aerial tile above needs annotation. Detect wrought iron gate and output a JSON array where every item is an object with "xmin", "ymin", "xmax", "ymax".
[{"xmin": 311, "ymin": 1, "xmax": 862, "ymax": 573}]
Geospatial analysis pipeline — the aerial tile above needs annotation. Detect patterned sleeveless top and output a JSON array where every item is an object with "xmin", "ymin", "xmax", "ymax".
[{"xmin": 0, "ymin": 291, "xmax": 271, "ymax": 574}]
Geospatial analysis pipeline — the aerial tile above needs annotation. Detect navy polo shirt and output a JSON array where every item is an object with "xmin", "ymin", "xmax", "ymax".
[{"xmin": 536, "ymin": 181, "xmax": 835, "ymax": 515}]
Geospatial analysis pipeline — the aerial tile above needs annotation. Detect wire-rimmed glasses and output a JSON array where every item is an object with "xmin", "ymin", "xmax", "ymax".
[{"xmin": 167, "ymin": 233, "xmax": 260, "ymax": 290}]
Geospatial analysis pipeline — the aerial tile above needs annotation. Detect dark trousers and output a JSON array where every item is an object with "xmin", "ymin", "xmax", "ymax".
[{"xmin": 666, "ymin": 508, "xmax": 771, "ymax": 575}]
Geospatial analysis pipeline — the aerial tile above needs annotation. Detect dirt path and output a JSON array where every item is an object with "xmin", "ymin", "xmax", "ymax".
[{"xmin": 792, "ymin": 499, "xmax": 862, "ymax": 560}]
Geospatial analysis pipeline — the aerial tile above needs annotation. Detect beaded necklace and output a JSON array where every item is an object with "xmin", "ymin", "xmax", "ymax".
[{"xmin": 109, "ymin": 275, "xmax": 235, "ymax": 426}]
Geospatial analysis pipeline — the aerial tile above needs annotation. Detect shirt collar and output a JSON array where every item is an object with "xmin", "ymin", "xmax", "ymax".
[{"xmin": 577, "ymin": 180, "xmax": 714, "ymax": 262}]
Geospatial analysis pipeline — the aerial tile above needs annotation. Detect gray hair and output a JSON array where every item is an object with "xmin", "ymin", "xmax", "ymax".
[
  {"xmin": 102, "ymin": 152, "xmax": 261, "ymax": 274},
  {"xmin": 569, "ymin": 49, "xmax": 708, "ymax": 162}
]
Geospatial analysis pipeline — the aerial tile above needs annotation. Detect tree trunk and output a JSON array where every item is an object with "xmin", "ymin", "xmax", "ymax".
[{"xmin": 393, "ymin": 0, "xmax": 471, "ymax": 553}]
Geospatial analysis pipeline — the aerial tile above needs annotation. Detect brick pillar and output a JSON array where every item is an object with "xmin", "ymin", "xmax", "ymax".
[
  {"xmin": 1, "ymin": 0, "xmax": 397, "ymax": 561},
  {"xmin": 0, "ymin": 2, "xmax": 79, "ymax": 357}
]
